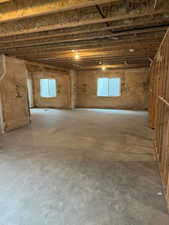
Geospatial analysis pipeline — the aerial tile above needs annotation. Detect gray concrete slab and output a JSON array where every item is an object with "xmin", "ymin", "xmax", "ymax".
[{"xmin": 0, "ymin": 109, "xmax": 168, "ymax": 225}]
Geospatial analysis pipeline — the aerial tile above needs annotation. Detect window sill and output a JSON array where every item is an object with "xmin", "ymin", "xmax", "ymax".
[{"xmin": 40, "ymin": 97, "xmax": 57, "ymax": 99}]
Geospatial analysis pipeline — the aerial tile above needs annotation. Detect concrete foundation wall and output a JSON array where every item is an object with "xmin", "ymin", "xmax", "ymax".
[
  {"xmin": 32, "ymin": 71, "xmax": 70, "ymax": 109},
  {"xmin": 0, "ymin": 56, "xmax": 30, "ymax": 132},
  {"xmin": 77, "ymin": 68, "xmax": 149, "ymax": 110}
]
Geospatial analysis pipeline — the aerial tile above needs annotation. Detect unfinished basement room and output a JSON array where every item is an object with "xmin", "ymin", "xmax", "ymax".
[{"xmin": 0, "ymin": 0, "xmax": 169, "ymax": 224}]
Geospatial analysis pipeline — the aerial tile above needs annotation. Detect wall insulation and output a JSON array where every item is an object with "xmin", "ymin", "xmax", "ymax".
[
  {"xmin": 77, "ymin": 68, "xmax": 149, "ymax": 110},
  {"xmin": 32, "ymin": 71, "xmax": 70, "ymax": 109},
  {"xmin": 0, "ymin": 55, "xmax": 30, "ymax": 132}
]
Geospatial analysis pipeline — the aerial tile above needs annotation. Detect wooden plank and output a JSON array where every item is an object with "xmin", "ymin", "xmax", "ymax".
[
  {"xmin": 0, "ymin": 0, "xmax": 11, "ymax": 3},
  {"xmin": 0, "ymin": 21, "xmax": 167, "ymax": 43},
  {"xmin": 0, "ymin": 0, "xmax": 118, "ymax": 23},
  {"xmin": 0, "ymin": 9, "xmax": 168, "ymax": 38},
  {"xmin": 0, "ymin": 35, "xmax": 162, "ymax": 53}
]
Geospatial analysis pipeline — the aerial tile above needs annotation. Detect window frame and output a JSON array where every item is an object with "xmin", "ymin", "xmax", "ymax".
[
  {"xmin": 40, "ymin": 78, "xmax": 57, "ymax": 98},
  {"xmin": 97, "ymin": 77, "xmax": 121, "ymax": 97}
]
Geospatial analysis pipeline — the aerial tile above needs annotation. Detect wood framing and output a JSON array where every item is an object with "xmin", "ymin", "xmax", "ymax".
[
  {"xmin": 0, "ymin": 0, "xmax": 118, "ymax": 23},
  {"xmin": 0, "ymin": 0, "xmax": 168, "ymax": 70},
  {"xmin": 149, "ymin": 29, "xmax": 169, "ymax": 211}
]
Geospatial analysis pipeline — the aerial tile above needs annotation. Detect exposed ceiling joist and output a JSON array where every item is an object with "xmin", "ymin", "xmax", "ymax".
[
  {"xmin": 0, "ymin": 8, "xmax": 168, "ymax": 38},
  {"xmin": 0, "ymin": 0, "xmax": 11, "ymax": 3},
  {"xmin": 0, "ymin": 0, "xmax": 168, "ymax": 70},
  {"xmin": 0, "ymin": 30, "xmax": 164, "ymax": 51},
  {"xmin": 0, "ymin": 22, "xmax": 167, "ymax": 45},
  {"xmin": 0, "ymin": 0, "xmax": 119, "ymax": 23},
  {"xmin": 0, "ymin": 37, "xmax": 162, "ymax": 56}
]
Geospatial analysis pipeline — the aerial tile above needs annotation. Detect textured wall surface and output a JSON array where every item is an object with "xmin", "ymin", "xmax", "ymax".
[
  {"xmin": 77, "ymin": 68, "xmax": 149, "ymax": 110},
  {"xmin": 32, "ymin": 71, "xmax": 70, "ymax": 109},
  {"xmin": 70, "ymin": 70, "xmax": 78, "ymax": 109},
  {"xmin": 0, "ymin": 56, "xmax": 30, "ymax": 132}
]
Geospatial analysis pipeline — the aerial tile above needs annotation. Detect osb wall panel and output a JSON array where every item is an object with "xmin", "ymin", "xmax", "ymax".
[
  {"xmin": 77, "ymin": 68, "xmax": 149, "ymax": 110},
  {"xmin": 32, "ymin": 71, "xmax": 70, "ymax": 109},
  {"xmin": 149, "ymin": 29, "xmax": 169, "ymax": 211},
  {"xmin": 0, "ymin": 56, "xmax": 30, "ymax": 132}
]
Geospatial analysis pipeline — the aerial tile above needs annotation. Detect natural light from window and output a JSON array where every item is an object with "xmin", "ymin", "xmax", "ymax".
[
  {"xmin": 97, "ymin": 77, "xmax": 121, "ymax": 97},
  {"xmin": 40, "ymin": 79, "xmax": 57, "ymax": 98}
]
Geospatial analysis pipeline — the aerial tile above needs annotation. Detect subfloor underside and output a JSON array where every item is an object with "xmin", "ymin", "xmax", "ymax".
[{"xmin": 0, "ymin": 109, "xmax": 168, "ymax": 225}]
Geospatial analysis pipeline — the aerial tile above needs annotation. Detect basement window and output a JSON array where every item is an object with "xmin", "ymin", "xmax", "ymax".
[
  {"xmin": 97, "ymin": 78, "xmax": 121, "ymax": 97},
  {"xmin": 40, "ymin": 79, "xmax": 57, "ymax": 98}
]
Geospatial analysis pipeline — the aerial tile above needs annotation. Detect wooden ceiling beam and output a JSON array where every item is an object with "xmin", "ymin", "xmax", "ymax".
[
  {"xmin": 36, "ymin": 53, "xmax": 156, "ymax": 60},
  {"xmin": 0, "ymin": 18, "xmax": 168, "ymax": 43},
  {"xmin": 3, "ymin": 40, "xmax": 161, "ymax": 58},
  {"xmin": 33, "ymin": 59, "xmax": 149, "ymax": 69},
  {"xmin": 0, "ymin": 0, "xmax": 11, "ymax": 3},
  {"xmin": 0, "ymin": 0, "xmax": 119, "ymax": 23},
  {"xmin": 81, "ymin": 64, "xmax": 149, "ymax": 70},
  {"xmin": 42, "ymin": 61, "xmax": 149, "ymax": 70},
  {"xmin": 0, "ymin": 24, "xmax": 166, "ymax": 47},
  {"xmin": 0, "ymin": 33, "xmax": 162, "ymax": 53},
  {"xmin": 38, "ymin": 57, "xmax": 151, "ymax": 63},
  {"xmin": 0, "ymin": 0, "xmax": 168, "ymax": 70},
  {"xmin": 36, "ymin": 52, "xmax": 155, "ymax": 60},
  {"xmin": 14, "ymin": 42, "xmax": 160, "ymax": 56},
  {"xmin": 0, "ymin": 31, "xmax": 164, "ymax": 50},
  {"xmin": 51, "ymin": 47, "xmax": 157, "ymax": 55},
  {"xmin": 40, "ymin": 61, "xmax": 150, "ymax": 67},
  {"xmin": 0, "ymin": 9, "xmax": 168, "ymax": 38},
  {"xmin": 8, "ymin": 43, "xmax": 160, "ymax": 59}
]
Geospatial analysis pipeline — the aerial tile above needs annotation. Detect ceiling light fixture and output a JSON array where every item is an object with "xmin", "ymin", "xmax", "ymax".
[
  {"xmin": 129, "ymin": 48, "xmax": 135, "ymax": 53},
  {"xmin": 75, "ymin": 53, "xmax": 80, "ymax": 60},
  {"xmin": 102, "ymin": 66, "xmax": 106, "ymax": 71}
]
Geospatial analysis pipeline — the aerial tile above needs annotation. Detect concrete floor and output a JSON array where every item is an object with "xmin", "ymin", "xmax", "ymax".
[{"xmin": 0, "ymin": 109, "xmax": 169, "ymax": 225}]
